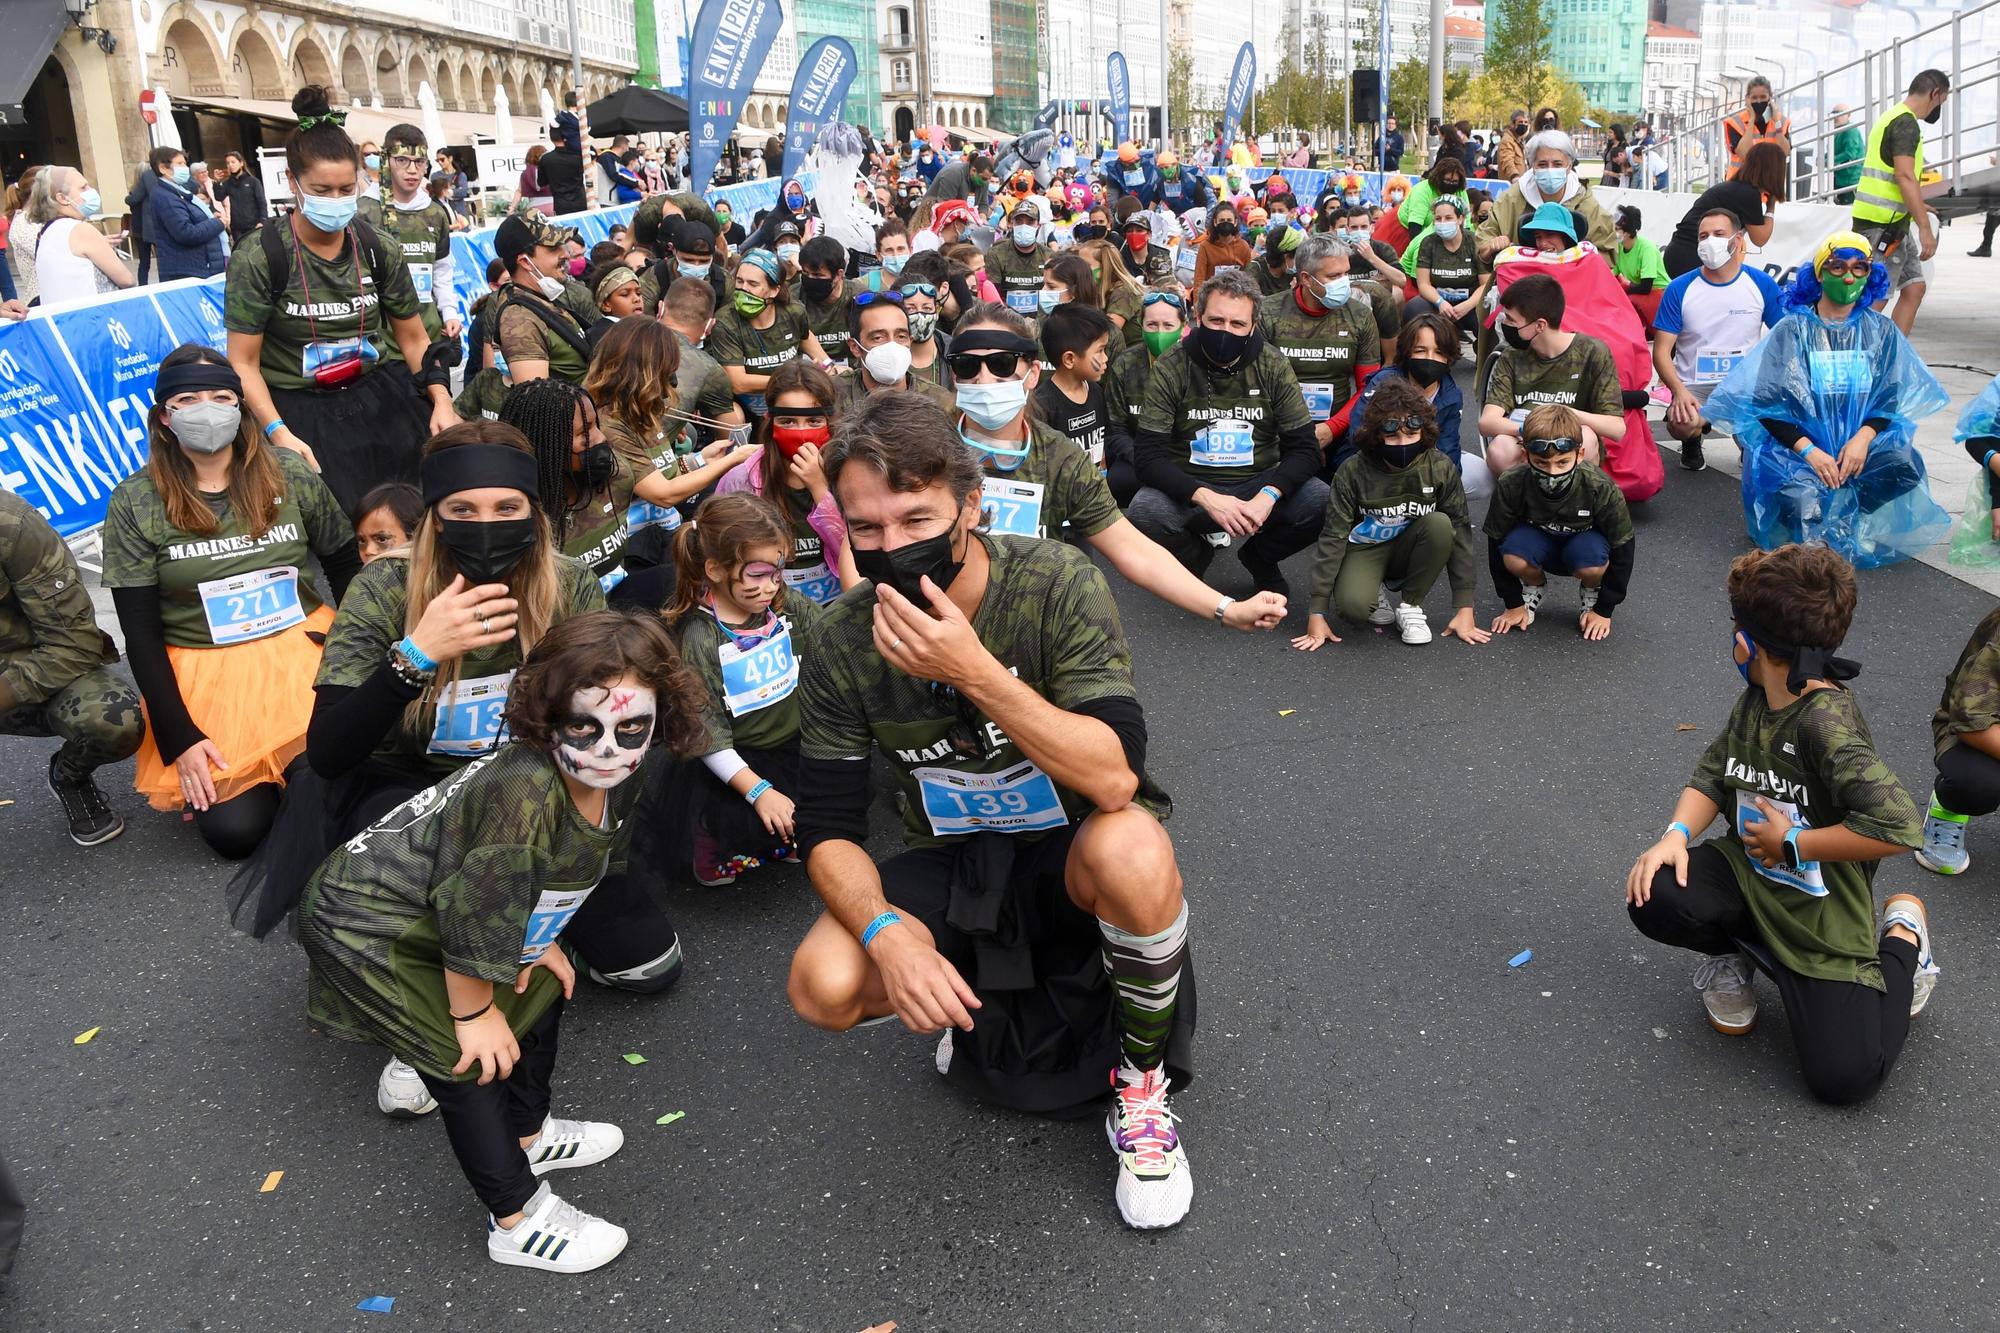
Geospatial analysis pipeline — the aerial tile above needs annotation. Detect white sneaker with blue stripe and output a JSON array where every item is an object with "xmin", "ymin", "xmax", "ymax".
[
  {"xmin": 1883, "ymin": 893, "xmax": 1942, "ymax": 1018},
  {"xmin": 488, "ymin": 1182, "xmax": 628, "ymax": 1273},
  {"xmin": 524, "ymin": 1116, "xmax": 624, "ymax": 1177}
]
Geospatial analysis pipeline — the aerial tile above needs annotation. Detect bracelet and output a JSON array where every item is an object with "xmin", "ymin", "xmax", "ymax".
[
  {"xmin": 744, "ymin": 778, "xmax": 773, "ymax": 804},
  {"xmin": 385, "ymin": 645, "xmax": 428, "ymax": 688},
  {"xmin": 451, "ymin": 1001, "xmax": 492, "ymax": 1023},
  {"xmin": 1258, "ymin": 485, "xmax": 1282, "ymax": 503},
  {"xmin": 860, "ymin": 911, "xmax": 902, "ymax": 951},
  {"xmin": 397, "ymin": 635, "xmax": 438, "ymax": 674},
  {"xmin": 1984, "ymin": 449, "xmax": 1998, "ymax": 473},
  {"xmin": 1665, "ymin": 820, "xmax": 1693, "ymax": 842},
  {"xmin": 263, "ymin": 418, "xmax": 286, "ymax": 439},
  {"xmin": 1213, "ymin": 594, "xmax": 1236, "ymax": 623}
]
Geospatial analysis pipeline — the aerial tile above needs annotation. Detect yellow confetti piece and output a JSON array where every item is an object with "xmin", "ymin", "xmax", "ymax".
[
  {"xmin": 260, "ymin": 1171, "xmax": 284, "ymax": 1193},
  {"xmin": 1278, "ymin": 709, "xmax": 1296, "ymax": 717},
  {"xmin": 622, "ymin": 1052, "xmax": 647, "ymax": 1065},
  {"xmin": 73, "ymin": 1026, "xmax": 100, "ymax": 1045},
  {"xmin": 655, "ymin": 1111, "xmax": 685, "ymax": 1126},
  {"xmin": 0, "ymin": 799, "xmax": 14, "ymax": 807}
]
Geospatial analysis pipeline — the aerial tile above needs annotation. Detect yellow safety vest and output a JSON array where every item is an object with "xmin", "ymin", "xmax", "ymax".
[{"xmin": 1854, "ymin": 103, "xmax": 1923, "ymax": 226}]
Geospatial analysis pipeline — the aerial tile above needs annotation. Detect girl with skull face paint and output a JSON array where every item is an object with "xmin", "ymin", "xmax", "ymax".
[
  {"xmin": 297, "ymin": 609, "xmax": 709, "ymax": 1273},
  {"xmin": 105, "ymin": 345, "xmax": 361, "ymax": 859}
]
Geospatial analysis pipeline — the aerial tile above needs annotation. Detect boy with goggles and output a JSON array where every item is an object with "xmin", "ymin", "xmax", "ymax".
[{"xmin": 1485, "ymin": 404, "xmax": 1637, "ymax": 641}]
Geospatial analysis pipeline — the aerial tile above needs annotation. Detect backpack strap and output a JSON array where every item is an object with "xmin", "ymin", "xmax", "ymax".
[
  {"xmin": 259, "ymin": 214, "xmax": 393, "ymax": 307},
  {"xmin": 496, "ymin": 285, "xmax": 591, "ymax": 364}
]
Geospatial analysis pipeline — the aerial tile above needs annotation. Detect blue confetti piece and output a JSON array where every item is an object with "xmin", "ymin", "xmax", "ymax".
[
  {"xmin": 357, "ymin": 1296, "xmax": 396, "ymax": 1314},
  {"xmin": 1508, "ymin": 950, "xmax": 1533, "ymax": 969}
]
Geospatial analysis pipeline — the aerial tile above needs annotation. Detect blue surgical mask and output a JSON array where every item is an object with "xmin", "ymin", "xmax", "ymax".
[
  {"xmin": 78, "ymin": 187, "xmax": 102, "ymax": 218},
  {"xmin": 1533, "ymin": 168, "xmax": 1568, "ymax": 195},
  {"xmin": 884, "ymin": 253, "xmax": 909, "ymax": 274},
  {"xmin": 171, "ymin": 166, "xmax": 192, "ymax": 187},
  {"xmin": 777, "ymin": 243, "xmax": 801, "ymax": 264},
  {"xmin": 678, "ymin": 261, "xmax": 711, "ymax": 278},
  {"xmin": 956, "ymin": 379, "xmax": 1030, "ymax": 435},
  {"xmin": 364, "ymin": 153, "xmax": 382, "ymax": 171},
  {"xmin": 299, "ymin": 193, "xmax": 359, "ymax": 232},
  {"xmin": 491, "ymin": 350, "xmax": 510, "ymax": 379},
  {"xmin": 1435, "ymin": 220, "xmax": 1461, "ymax": 241},
  {"xmin": 1012, "ymin": 224, "xmax": 1038, "ymax": 248},
  {"xmin": 1037, "ymin": 288, "xmax": 1062, "ymax": 314},
  {"xmin": 1319, "ymin": 275, "xmax": 1352, "ymax": 307}
]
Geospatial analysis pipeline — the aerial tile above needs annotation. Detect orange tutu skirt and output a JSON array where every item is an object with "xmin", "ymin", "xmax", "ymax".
[{"xmin": 134, "ymin": 604, "xmax": 335, "ymax": 811}]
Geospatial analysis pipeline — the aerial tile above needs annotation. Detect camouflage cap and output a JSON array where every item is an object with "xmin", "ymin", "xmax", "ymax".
[{"xmin": 495, "ymin": 213, "xmax": 580, "ymax": 269}]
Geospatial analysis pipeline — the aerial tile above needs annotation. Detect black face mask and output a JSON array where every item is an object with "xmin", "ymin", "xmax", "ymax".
[
  {"xmin": 1193, "ymin": 323, "xmax": 1250, "ymax": 369},
  {"xmin": 579, "ymin": 442, "xmax": 616, "ymax": 492},
  {"xmin": 854, "ymin": 527, "xmax": 964, "ymax": 608},
  {"xmin": 1923, "ymin": 103, "xmax": 1943, "ymax": 124},
  {"xmin": 1750, "ymin": 102, "xmax": 1771, "ymax": 128},
  {"xmin": 1073, "ymin": 222, "xmax": 1101, "ymax": 242},
  {"xmin": 1212, "ymin": 220, "xmax": 1239, "ymax": 238},
  {"xmin": 1498, "ymin": 319, "xmax": 1533, "ymax": 350},
  {"xmin": 1378, "ymin": 441, "xmax": 1426, "ymax": 469},
  {"xmin": 801, "ymin": 275, "xmax": 837, "ymax": 304},
  {"xmin": 437, "ymin": 517, "xmax": 538, "ymax": 583},
  {"xmin": 1513, "ymin": 123, "xmax": 1529, "ymax": 137},
  {"xmin": 1405, "ymin": 357, "xmax": 1450, "ymax": 388}
]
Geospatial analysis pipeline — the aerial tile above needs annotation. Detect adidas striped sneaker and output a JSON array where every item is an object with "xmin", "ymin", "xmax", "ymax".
[
  {"xmin": 525, "ymin": 1116, "xmax": 625, "ymax": 1176},
  {"xmin": 487, "ymin": 1182, "xmax": 628, "ymax": 1273}
]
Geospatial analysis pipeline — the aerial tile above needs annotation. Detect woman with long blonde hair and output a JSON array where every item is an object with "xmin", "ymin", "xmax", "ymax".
[{"xmin": 1080, "ymin": 237, "xmax": 1145, "ymax": 349}]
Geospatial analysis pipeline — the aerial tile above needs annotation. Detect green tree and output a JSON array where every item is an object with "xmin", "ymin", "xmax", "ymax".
[
  {"xmin": 1485, "ymin": 0, "xmax": 1554, "ymax": 97},
  {"xmin": 1168, "ymin": 43, "xmax": 1197, "ymax": 146},
  {"xmin": 1388, "ymin": 50, "xmax": 1470, "ymax": 134}
]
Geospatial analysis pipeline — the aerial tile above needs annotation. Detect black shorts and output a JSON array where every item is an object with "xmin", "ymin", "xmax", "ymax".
[{"xmin": 879, "ymin": 824, "xmax": 1196, "ymax": 1120}]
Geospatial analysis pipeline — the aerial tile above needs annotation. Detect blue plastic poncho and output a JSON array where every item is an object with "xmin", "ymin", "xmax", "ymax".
[
  {"xmin": 1705, "ymin": 305, "xmax": 1950, "ymax": 569},
  {"xmin": 1948, "ymin": 374, "xmax": 2000, "ymax": 569}
]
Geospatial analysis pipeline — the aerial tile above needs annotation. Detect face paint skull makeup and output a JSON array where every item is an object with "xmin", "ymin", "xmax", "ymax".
[{"xmin": 554, "ymin": 683, "xmax": 657, "ymax": 789}]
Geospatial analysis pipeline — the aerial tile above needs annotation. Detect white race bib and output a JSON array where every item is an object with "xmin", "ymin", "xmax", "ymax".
[
  {"xmin": 781, "ymin": 561, "xmax": 841, "ymax": 605},
  {"xmin": 1734, "ymin": 789, "xmax": 1828, "ymax": 896},
  {"xmin": 198, "ymin": 566, "xmax": 305, "ymax": 645},
  {"xmin": 1693, "ymin": 349, "xmax": 1747, "ymax": 384},
  {"xmin": 1299, "ymin": 382, "xmax": 1337, "ymax": 419},
  {"xmin": 408, "ymin": 261, "xmax": 435, "ymax": 305},
  {"xmin": 429, "ymin": 671, "xmax": 514, "ymax": 757},
  {"xmin": 1191, "ymin": 418, "xmax": 1255, "ymax": 468},
  {"xmin": 717, "ymin": 622, "xmax": 799, "ymax": 716},
  {"xmin": 913, "ymin": 759, "xmax": 1070, "ymax": 837},
  {"xmin": 520, "ymin": 886, "xmax": 595, "ymax": 964},
  {"xmin": 980, "ymin": 477, "xmax": 1046, "ymax": 538}
]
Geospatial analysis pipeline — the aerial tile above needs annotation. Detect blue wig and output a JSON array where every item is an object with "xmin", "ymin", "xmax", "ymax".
[{"xmin": 1784, "ymin": 253, "xmax": 1892, "ymax": 314}]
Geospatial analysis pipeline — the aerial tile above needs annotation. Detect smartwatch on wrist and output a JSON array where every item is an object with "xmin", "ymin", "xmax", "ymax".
[
  {"xmin": 1213, "ymin": 595, "xmax": 1236, "ymax": 623},
  {"xmin": 1781, "ymin": 826, "xmax": 1805, "ymax": 871}
]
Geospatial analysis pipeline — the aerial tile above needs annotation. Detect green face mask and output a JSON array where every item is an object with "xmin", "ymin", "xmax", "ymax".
[
  {"xmin": 734, "ymin": 289, "xmax": 769, "ymax": 317},
  {"xmin": 1820, "ymin": 270, "xmax": 1868, "ymax": 305},
  {"xmin": 1143, "ymin": 328, "xmax": 1179, "ymax": 357}
]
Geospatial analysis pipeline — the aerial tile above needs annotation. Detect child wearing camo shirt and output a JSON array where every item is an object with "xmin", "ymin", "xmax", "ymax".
[
  {"xmin": 1915, "ymin": 605, "xmax": 2000, "ymax": 875},
  {"xmin": 1485, "ymin": 404, "xmax": 1636, "ymax": 642}
]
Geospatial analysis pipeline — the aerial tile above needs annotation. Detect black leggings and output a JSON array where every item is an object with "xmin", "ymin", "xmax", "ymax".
[
  {"xmin": 417, "ymin": 999, "xmax": 563, "ymax": 1218},
  {"xmin": 194, "ymin": 781, "xmax": 283, "ymax": 860},
  {"xmin": 1106, "ymin": 458, "xmax": 1141, "ymax": 509},
  {"xmin": 1933, "ymin": 741, "xmax": 2000, "ymax": 817},
  {"xmin": 1628, "ymin": 842, "xmax": 1917, "ymax": 1106}
]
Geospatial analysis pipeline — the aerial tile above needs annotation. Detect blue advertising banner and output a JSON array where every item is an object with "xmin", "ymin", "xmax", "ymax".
[
  {"xmin": 781, "ymin": 37, "xmax": 858, "ymax": 182},
  {"xmin": 687, "ymin": 0, "xmax": 787, "ymax": 194},
  {"xmin": 1107, "ymin": 52, "xmax": 1131, "ymax": 147},
  {"xmin": 1220, "ymin": 43, "xmax": 1257, "ymax": 151}
]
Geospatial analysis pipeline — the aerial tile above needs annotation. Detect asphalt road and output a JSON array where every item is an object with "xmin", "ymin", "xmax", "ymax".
[{"xmin": 3, "ymin": 426, "xmax": 1997, "ymax": 1332}]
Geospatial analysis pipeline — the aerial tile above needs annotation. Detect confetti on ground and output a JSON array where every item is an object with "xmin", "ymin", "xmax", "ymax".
[
  {"xmin": 1278, "ymin": 709, "xmax": 1296, "ymax": 717},
  {"xmin": 622, "ymin": 1052, "xmax": 647, "ymax": 1065},
  {"xmin": 1675, "ymin": 723, "xmax": 1698, "ymax": 732},
  {"xmin": 356, "ymin": 1296, "xmax": 396, "ymax": 1313},
  {"xmin": 1540, "ymin": 991, "xmax": 1553, "ymax": 998},
  {"xmin": 260, "ymin": 1171, "xmax": 284, "ymax": 1193},
  {"xmin": 1653, "ymin": 1027, "xmax": 1669, "ymax": 1039},
  {"xmin": 0, "ymin": 799, "xmax": 13, "ymax": 807},
  {"xmin": 72, "ymin": 1026, "xmax": 100, "ymax": 1045},
  {"xmin": 1508, "ymin": 950, "xmax": 1534, "ymax": 969},
  {"xmin": 655, "ymin": 1111, "xmax": 686, "ymax": 1126}
]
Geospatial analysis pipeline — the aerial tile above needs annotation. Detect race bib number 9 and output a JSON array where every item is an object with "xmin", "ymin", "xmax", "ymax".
[
  {"xmin": 980, "ymin": 477, "xmax": 1046, "ymax": 538},
  {"xmin": 520, "ymin": 886, "xmax": 595, "ymax": 964},
  {"xmin": 913, "ymin": 759, "xmax": 1070, "ymax": 837},
  {"xmin": 429, "ymin": 671, "xmax": 514, "ymax": 757},
  {"xmin": 198, "ymin": 566, "xmax": 306, "ymax": 645},
  {"xmin": 1734, "ymin": 790, "xmax": 1828, "ymax": 896},
  {"xmin": 1191, "ymin": 418, "xmax": 1256, "ymax": 469},
  {"xmin": 718, "ymin": 622, "xmax": 799, "ymax": 716}
]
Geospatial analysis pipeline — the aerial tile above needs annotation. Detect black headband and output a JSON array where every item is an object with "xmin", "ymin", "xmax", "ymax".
[
  {"xmin": 1731, "ymin": 607, "xmax": 1860, "ymax": 693},
  {"xmin": 420, "ymin": 444, "xmax": 542, "ymax": 507},
  {"xmin": 154, "ymin": 360, "xmax": 242, "ymax": 401},
  {"xmin": 951, "ymin": 327, "xmax": 1039, "ymax": 356}
]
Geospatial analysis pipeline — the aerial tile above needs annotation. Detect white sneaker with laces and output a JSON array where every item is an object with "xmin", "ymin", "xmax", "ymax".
[
  {"xmin": 1520, "ymin": 584, "xmax": 1544, "ymax": 615},
  {"xmin": 487, "ymin": 1182, "xmax": 628, "ymax": 1273},
  {"xmin": 1394, "ymin": 601, "xmax": 1433, "ymax": 645},
  {"xmin": 376, "ymin": 1057, "xmax": 437, "ymax": 1118},
  {"xmin": 1369, "ymin": 588, "xmax": 1397, "ymax": 626},
  {"xmin": 524, "ymin": 1116, "xmax": 625, "ymax": 1176},
  {"xmin": 1105, "ymin": 1064, "xmax": 1192, "ymax": 1229},
  {"xmin": 1693, "ymin": 951, "xmax": 1759, "ymax": 1035},
  {"xmin": 1883, "ymin": 893, "xmax": 1941, "ymax": 1018}
]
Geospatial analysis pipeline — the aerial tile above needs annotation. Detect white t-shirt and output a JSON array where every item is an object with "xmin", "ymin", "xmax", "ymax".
[{"xmin": 1654, "ymin": 265, "xmax": 1786, "ymax": 386}]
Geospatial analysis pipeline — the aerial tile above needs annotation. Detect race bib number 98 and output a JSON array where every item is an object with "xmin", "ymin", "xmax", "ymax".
[{"xmin": 1191, "ymin": 419, "xmax": 1255, "ymax": 469}]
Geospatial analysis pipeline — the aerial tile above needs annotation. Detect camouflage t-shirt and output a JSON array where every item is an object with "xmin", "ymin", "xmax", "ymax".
[
  {"xmin": 356, "ymin": 196, "xmax": 453, "ymax": 347},
  {"xmin": 223, "ymin": 222, "xmax": 422, "ymax": 391},
  {"xmin": 1352, "ymin": 276, "xmax": 1402, "ymax": 344},
  {"xmin": 554, "ymin": 457, "xmax": 642, "ymax": 593},
  {"xmin": 1257, "ymin": 288, "xmax": 1381, "ymax": 421},
  {"xmin": 799, "ymin": 532, "xmax": 1170, "ymax": 849},
  {"xmin": 495, "ymin": 291, "xmax": 589, "ymax": 386},
  {"xmin": 316, "ymin": 554, "xmax": 605, "ymax": 776},
  {"xmin": 674, "ymin": 332, "xmax": 740, "ymax": 438},
  {"xmin": 977, "ymin": 419, "xmax": 1122, "ymax": 541},
  {"xmin": 1688, "ymin": 685, "xmax": 1922, "ymax": 987},
  {"xmin": 676, "ymin": 595, "xmax": 825, "ymax": 754},
  {"xmin": 1104, "ymin": 341, "xmax": 1157, "ymax": 432},
  {"xmin": 299, "ymin": 743, "xmax": 643, "ymax": 1079},
  {"xmin": 1137, "ymin": 338, "xmax": 1314, "ymax": 485},
  {"xmin": 1414, "ymin": 230, "xmax": 1485, "ymax": 301},
  {"xmin": 706, "ymin": 304, "xmax": 810, "ymax": 416},
  {"xmin": 1932, "ymin": 606, "xmax": 2000, "ymax": 758},
  {"xmin": 1482, "ymin": 461, "xmax": 1635, "ymax": 542},
  {"xmin": 986, "ymin": 241, "xmax": 1052, "ymax": 319},
  {"xmin": 453, "ymin": 367, "xmax": 509, "ymax": 421},
  {"xmin": 1104, "ymin": 282, "xmax": 1144, "ymax": 350},
  {"xmin": 1306, "ymin": 448, "xmax": 1476, "ymax": 616},
  {"xmin": 794, "ymin": 287, "xmax": 852, "ymax": 366},
  {"xmin": 102, "ymin": 449, "xmax": 351, "ymax": 647},
  {"xmin": 1485, "ymin": 333, "xmax": 1623, "ymax": 423}
]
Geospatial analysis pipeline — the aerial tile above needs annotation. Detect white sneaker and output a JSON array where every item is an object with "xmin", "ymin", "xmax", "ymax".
[
  {"xmin": 1520, "ymin": 583, "xmax": 1545, "ymax": 615},
  {"xmin": 1883, "ymin": 893, "xmax": 1941, "ymax": 1018},
  {"xmin": 487, "ymin": 1182, "xmax": 628, "ymax": 1273},
  {"xmin": 524, "ymin": 1116, "xmax": 625, "ymax": 1176},
  {"xmin": 1368, "ymin": 588, "xmax": 1397, "ymax": 625},
  {"xmin": 376, "ymin": 1057, "xmax": 437, "ymax": 1118},
  {"xmin": 1394, "ymin": 601, "xmax": 1432, "ymax": 645},
  {"xmin": 1693, "ymin": 951, "xmax": 1759, "ymax": 1035},
  {"xmin": 1105, "ymin": 1064, "xmax": 1192, "ymax": 1229}
]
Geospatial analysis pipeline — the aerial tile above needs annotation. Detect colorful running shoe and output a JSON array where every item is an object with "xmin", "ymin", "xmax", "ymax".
[{"xmin": 1105, "ymin": 1063, "xmax": 1192, "ymax": 1229}]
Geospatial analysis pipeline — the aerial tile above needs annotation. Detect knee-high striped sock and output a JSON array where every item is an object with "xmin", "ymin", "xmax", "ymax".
[{"xmin": 1099, "ymin": 903, "xmax": 1189, "ymax": 1072}]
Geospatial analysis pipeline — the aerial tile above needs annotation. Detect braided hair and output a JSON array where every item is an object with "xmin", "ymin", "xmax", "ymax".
[{"xmin": 499, "ymin": 377, "xmax": 597, "ymax": 545}]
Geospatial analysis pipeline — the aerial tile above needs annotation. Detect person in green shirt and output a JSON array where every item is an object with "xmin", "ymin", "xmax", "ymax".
[
  {"xmin": 1625, "ymin": 543, "xmax": 1936, "ymax": 1105},
  {"xmin": 1483, "ymin": 404, "xmax": 1636, "ymax": 641},
  {"xmin": 795, "ymin": 235, "xmax": 854, "ymax": 368},
  {"xmin": 1608, "ymin": 205, "xmax": 1671, "ymax": 329},
  {"xmin": 987, "ymin": 199, "xmax": 1053, "ymax": 320},
  {"xmin": 1479, "ymin": 273, "xmax": 1626, "ymax": 476},
  {"xmin": 224, "ymin": 86, "xmax": 458, "ymax": 517},
  {"xmin": 357, "ymin": 124, "xmax": 462, "ymax": 356},
  {"xmin": 299, "ymin": 608, "xmax": 709, "ymax": 1272},
  {"xmin": 1103, "ymin": 288, "xmax": 1185, "ymax": 506},
  {"xmin": 491, "ymin": 211, "xmax": 593, "ymax": 388},
  {"xmin": 105, "ymin": 347, "xmax": 359, "ymax": 858},
  {"xmin": 784, "ymin": 392, "xmax": 1196, "ymax": 1230},
  {"xmin": 708, "ymin": 248, "xmax": 831, "ymax": 420},
  {"xmin": 1256, "ymin": 232, "xmax": 1382, "ymax": 457},
  {"xmin": 1829, "ymin": 105, "xmax": 1864, "ymax": 205},
  {"xmin": 1406, "ymin": 196, "xmax": 1487, "ymax": 339},
  {"xmin": 656, "ymin": 276, "xmax": 751, "ymax": 442}
]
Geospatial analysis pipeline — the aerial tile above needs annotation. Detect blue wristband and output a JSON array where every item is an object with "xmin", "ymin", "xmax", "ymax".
[
  {"xmin": 1985, "ymin": 448, "xmax": 1998, "ymax": 473},
  {"xmin": 396, "ymin": 635, "xmax": 437, "ymax": 674},
  {"xmin": 1666, "ymin": 820, "xmax": 1693, "ymax": 842},
  {"xmin": 860, "ymin": 911, "xmax": 901, "ymax": 951},
  {"xmin": 263, "ymin": 418, "xmax": 286, "ymax": 439},
  {"xmin": 1259, "ymin": 485, "xmax": 1282, "ymax": 502},
  {"xmin": 744, "ymin": 778, "xmax": 773, "ymax": 804}
]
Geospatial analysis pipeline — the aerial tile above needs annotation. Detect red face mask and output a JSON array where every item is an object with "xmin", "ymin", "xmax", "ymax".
[
  {"xmin": 1125, "ymin": 231, "xmax": 1149, "ymax": 254},
  {"xmin": 771, "ymin": 424, "xmax": 831, "ymax": 457}
]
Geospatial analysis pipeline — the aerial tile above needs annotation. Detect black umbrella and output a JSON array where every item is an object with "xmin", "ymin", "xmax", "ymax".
[{"xmin": 584, "ymin": 85, "xmax": 689, "ymax": 136}]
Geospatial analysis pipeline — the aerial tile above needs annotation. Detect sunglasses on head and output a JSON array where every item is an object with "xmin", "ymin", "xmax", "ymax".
[
  {"xmin": 1141, "ymin": 290, "xmax": 1186, "ymax": 310},
  {"xmin": 896, "ymin": 281, "xmax": 939, "ymax": 298},
  {"xmin": 1525, "ymin": 436, "xmax": 1581, "ymax": 457},
  {"xmin": 947, "ymin": 350, "xmax": 1026, "ymax": 379},
  {"xmin": 853, "ymin": 289, "xmax": 905, "ymax": 308}
]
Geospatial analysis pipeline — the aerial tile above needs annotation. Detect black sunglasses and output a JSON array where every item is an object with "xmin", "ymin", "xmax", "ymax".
[
  {"xmin": 1525, "ymin": 436, "xmax": 1581, "ymax": 457},
  {"xmin": 928, "ymin": 681, "xmax": 993, "ymax": 759},
  {"xmin": 1376, "ymin": 415, "xmax": 1429, "ymax": 437},
  {"xmin": 947, "ymin": 350, "xmax": 1025, "ymax": 380}
]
